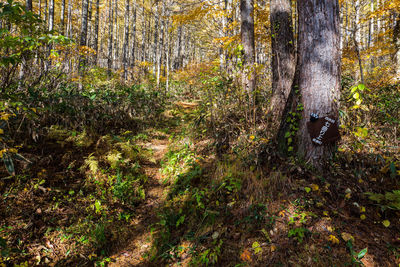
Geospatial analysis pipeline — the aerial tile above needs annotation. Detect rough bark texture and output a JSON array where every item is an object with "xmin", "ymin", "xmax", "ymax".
[
  {"xmin": 93, "ymin": 0, "xmax": 100, "ymax": 64},
  {"xmin": 48, "ymin": 0, "xmax": 54, "ymax": 31},
  {"xmin": 240, "ymin": 0, "xmax": 256, "ymax": 119},
  {"xmin": 61, "ymin": 0, "xmax": 66, "ymax": 34},
  {"xmin": 123, "ymin": 0, "xmax": 130, "ymax": 80},
  {"xmin": 130, "ymin": 0, "xmax": 136, "ymax": 67},
  {"xmin": 393, "ymin": 13, "xmax": 400, "ymax": 78},
  {"xmin": 270, "ymin": 0, "xmax": 295, "ymax": 123},
  {"xmin": 79, "ymin": 0, "xmax": 89, "ymax": 71},
  {"xmin": 296, "ymin": 0, "xmax": 341, "ymax": 169},
  {"xmin": 108, "ymin": 0, "xmax": 113, "ymax": 75}
]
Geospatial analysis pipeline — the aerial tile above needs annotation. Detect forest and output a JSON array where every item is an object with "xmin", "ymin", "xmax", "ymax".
[{"xmin": 0, "ymin": 0, "xmax": 399, "ymax": 266}]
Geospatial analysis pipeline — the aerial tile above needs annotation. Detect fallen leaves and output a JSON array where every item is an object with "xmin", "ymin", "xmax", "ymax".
[{"xmin": 382, "ymin": 220, "xmax": 390, "ymax": 227}]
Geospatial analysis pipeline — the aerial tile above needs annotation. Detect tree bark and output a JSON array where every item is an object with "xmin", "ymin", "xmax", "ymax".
[
  {"xmin": 48, "ymin": 0, "xmax": 54, "ymax": 31},
  {"xmin": 79, "ymin": 0, "xmax": 90, "ymax": 71},
  {"xmin": 93, "ymin": 0, "xmax": 100, "ymax": 65},
  {"xmin": 130, "ymin": 0, "xmax": 137, "ymax": 67},
  {"xmin": 269, "ymin": 0, "xmax": 296, "ymax": 124},
  {"xmin": 26, "ymin": 0, "xmax": 32, "ymax": 11},
  {"xmin": 393, "ymin": 12, "xmax": 400, "ymax": 79},
  {"xmin": 292, "ymin": 0, "xmax": 341, "ymax": 169},
  {"xmin": 240, "ymin": 0, "xmax": 256, "ymax": 123},
  {"xmin": 67, "ymin": 0, "xmax": 73, "ymax": 38},
  {"xmin": 108, "ymin": 0, "xmax": 114, "ymax": 75},
  {"xmin": 61, "ymin": 0, "xmax": 66, "ymax": 34},
  {"xmin": 123, "ymin": 0, "xmax": 130, "ymax": 80}
]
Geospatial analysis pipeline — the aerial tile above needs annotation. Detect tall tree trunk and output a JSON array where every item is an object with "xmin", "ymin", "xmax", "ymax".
[
  {"xmin": 130, "ymin": 0, "xmax": 137, "ymax": 67},
  {"xmin": 114, "ymin": 0, "xmax": 119, "ymax": 67},
  {"xmin": 44, "ymin": 0, "xmax": 48, "ymax": 25},
  {"xmin": 67, "ymin": 0, "xmax": 73, "ymax": 38},
  {"xmin": 269, "ymin": 0, "xmax": 295, "ymax": 124},
  {"xmin": 93, "ymin": 0, "xmax": 100, "ymax": 65},
  {"xmin": 157, "ymin": 0, "xmax": 165, "ymax": 88},
  {"xmin": 393, "ymin": 12, "xmax": 400, "ymax": 79},
  {"xmin": 48, "ymin": 0, "xmax": 54, "ymax": 31},
  {"xmin": 61, "ymin": 0, "xmax": 66, "ymax": 35},
  {"xmin": 79, "ymin": 0, "xmax": 90, "ymax": 72},
  {"xmin": 354, "ymin": 0, "xmax": 364, "ymax": 83},
  {"xmin": 141, "ymin": 0, "xmax": 145, "ymax": 62},
  {"xmin": 280, "ymin": 0, "xmax": 341, "ymax": 170},
  {"xmin": 153, "ymin": 2, "xmax": 159, "ymax": 74},
  {"xmin": 240, "ymin": 0, "xmax": 256, "ymax": 123},
  {"xmin": 108, "ymin": 0, "xmax": 114, "ymax": 75},
  {"xmin": 87, "ymin": 0, "xmax": 93, "ymax": 50},
  {"xmin": 26, "ymin": 0, "xmax": 32, "ymax": 11},
  {"xmin": 123, "ymin": 0, "xmax": 130, "ymax": 80}
]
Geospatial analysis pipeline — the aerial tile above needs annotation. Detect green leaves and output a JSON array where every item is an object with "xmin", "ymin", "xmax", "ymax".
[{"xmin": 2, "ymin": 152, "xmax": 15, "ymax": 176}]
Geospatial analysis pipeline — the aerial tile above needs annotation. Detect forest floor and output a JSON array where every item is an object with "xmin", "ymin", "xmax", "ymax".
[{"xmin": 1, "ymin": 101, "xmax": 400, "ymax": 266}]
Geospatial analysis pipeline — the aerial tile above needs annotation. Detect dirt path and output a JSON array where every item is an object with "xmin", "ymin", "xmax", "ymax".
[{"xmin": 109, "ymin": 136, "xmax": 170, "ymax": 266}]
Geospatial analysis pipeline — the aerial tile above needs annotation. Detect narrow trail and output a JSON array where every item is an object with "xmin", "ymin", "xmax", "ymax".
[{"xmin": 109, "ymin": 134, "xmax": 170, "ymax": 266}]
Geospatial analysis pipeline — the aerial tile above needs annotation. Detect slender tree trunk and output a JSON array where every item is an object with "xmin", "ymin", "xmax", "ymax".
[
  {"xmin": 93, "ymin": 0, "xmax": 100, "ymax": 65},
  {"xmin": 108, "ymin": 0, "xmax": 114, "ymax": 75},
  {"xmin": 131, "ymin": 0, "xmax": 137, "ymax": 67},
  {"xmin": 354, "ymin": 0, "xmax": 364, "ymax": 83},
  {"xmin": 141, "ymin": 0, "xmax": 145, "ymax": 62},
  {"xmin": 270, "ymin": 0, "xmax": 295, "ymax": 124},
  {"xmin": 79, "ymin": 0, "xmax": 90, "ymax": 72},
  {"xmin": 279, "ymin": 0, "xmax": 341, "ymax": 170},
  {"xmin": 153, "ymin": 2, "xmax": 159, "ymax": 75},
  {"xmin": 61, "ymin": 0, "xmax": 66, "ymax": 34},
  {"xmin": 393, "ymin": 13, "xmax": 400, "ymax": 79},
  {"xmin": 114, "ymin": 0, "xmax": 119, "ymax": 67},
  {"xmin": 39, "ymin": 0, "xmax": 42, "ymax": 18},
  {"xmin": 26, "ymin": 0, "xmax": 33, "ymax": 11},
  {"xmin": 240, "ymin": 0, "xmax": 256, "ymax": 122},
  {"xmin": 157, "ymin": 0, "xmax": 165, "ymax": 88},
  {"xmin": 48, "ymin": 0, "xmax": 54, "ymax": 31},
  {"xmin": 44, "ymin": 0, "xmax": 48, "ymax": 25},
  {"xmin": 67, "ymin": 0, "xmax": 73, "ymax": 38},
  {"xmin": 123, "ymin": 0, "xmax": 130, "ymax": 80},
  {"xmin": 87, "ymin": 0, "xmax": 93, "ymax": 50}
]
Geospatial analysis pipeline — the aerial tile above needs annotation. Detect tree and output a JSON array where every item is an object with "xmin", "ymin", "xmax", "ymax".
[
  {"xmin": 108, "ymin": 0, "xmax": 114, "ymax": 75},
  {"xmin": 240, "ymin": 0, "xmax": 256, "ymax": 123},
  {"xmin": 93, "ymin": 0, "xmax": 100, "ymax": 64},
  {"xmin": 269, "ymin": 0, "xmax": 295, "ymax": 124},
  {"xmin": 79, "ymin": 0, "xmax": 89, "ymax": 71},
  {"xmin": 26, "ymin": 0, "xmax": 32, "ymax": 11},
  {"xmin": 280, "ymin": 0, "xmax": 341, "ymax": 170},
  {"xmin": 123, "ymin": 0, "xmax": 130, "ymax": 81}
]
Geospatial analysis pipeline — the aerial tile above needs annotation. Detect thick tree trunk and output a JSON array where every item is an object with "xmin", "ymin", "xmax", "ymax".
[
  {"xmin": 123, "ymin": 0, "xmax": 130, "ymax": 80},
  {"xmin": 295, "ymin": 0, "xmax": 341, "ymax": 169},
  {"xmin": 269, "ymin": 0, "xmax": 295, "ymax": 124},
  {"xmin": 240, "ymin": 0, "xmax": 256, "ymax": 122}
]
